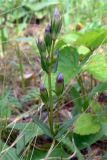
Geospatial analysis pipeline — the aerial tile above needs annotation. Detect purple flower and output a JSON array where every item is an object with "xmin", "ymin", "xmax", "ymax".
[
  {"xmin": 53, "ymin": 8, "xmax": 60, "ymax": 19},
  {"xmin": 40, "ymin": 84, "xmax": 49, "ymax": 103},
  {"xmin": 40, "ymin": 84, "xmax": 45, "ymax": 92},
  {"xmin": 45, "ymin": 24, "xmax": 51, "ymax": 33},
  {"xmin": 55, "ymin": 73, "xmax": 64, "ymax": 96},
  {"xmin": 57, "ymin": 73, "xmax": 64, "ymax": 83}
]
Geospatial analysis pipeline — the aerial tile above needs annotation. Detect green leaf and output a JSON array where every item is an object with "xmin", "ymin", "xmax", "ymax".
[
  {"xmin": 73, "ymin": 113, "xmax": 101, "ymax": 135},
  {"xmin": 27, "ymin": 146, "xmax": 69, "ymax": 160},
  {"xmin": 8, "ymin": 122, "xmax": 43, "ymax": 155},
  {"xmin": 56, "ymin": 117, "xmax": 76, "ymax": 138},
  {"xmin": 74, "ymin": 122, "xmax": 107, "ymax": 149},
  {"xmin": 90, "ymin": 100, "xmax": 101, "ymax": 113},
  {"xmin": 58, "ymin": 46, "xmax": 79, "ymax": 82},
  {"xmin": 75, "ymin": 29, "xmax": 107, "ymax": 50},
  {"xmin": 33, "ymin": 117, "xmax": 53, "ymax": 138},
  {"xmin": 89, "ymin": 82, "xmax": 107, "ymax": 98},
  {"xmin": 25, "ymin": 1, "xmax": 59, "ymax": 12},
  {"xmin": 60, "ymin": 137, "xmax": 84, "ymax": 160},
  {"xmin": 44, "ymin": 46, "xmax": 79, "ymax": 89},
  {"xmin": 83, "ymin": 53, "xmax": 107, "ymax": 81},
  {"xmin": 77, "ymin": 45, "xmax": 90, "ymax": 56},
  {"xmin": 0, "ymin": 142, "xmax": 19, "ymax": 160}
]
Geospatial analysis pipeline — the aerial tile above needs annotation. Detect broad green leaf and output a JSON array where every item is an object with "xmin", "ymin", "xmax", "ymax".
[
  {"xmin": 77, "ymin": 45, "xmax": 90, "ymax": 56},
  {"xmin": 58, "ymin": 32, "xmax": 81, "ymax": 45},
  {"xmin": 90, "ymin": 100, "xmax": 101, "ymax": 113},
  {"xmin": 58, "ymin": 46, "xmax": 79, "ymax": 82},
  {"xmin": 74, "ymin": 122, "xmax": 107, "ymax": 149},
  {"xmin": 75, "ymin": 29, "xmax": 107, "ymax": 50},
  {"xmin": 44, "ymin": 46, "xmax": 79, "ymax": 89},
  {"xmin": 73, "ymin": 113, "xmax": 101, "ymax": 135},
  {"xmin": 83, "ymin": 53, "xmax": 107, "ymax": 81}
]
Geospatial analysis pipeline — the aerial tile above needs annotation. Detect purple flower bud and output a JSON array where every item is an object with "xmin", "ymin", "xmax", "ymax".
[
  {"xmin": 57, "ymin": 73, "xmax": 64, "ymax": 83},
  {"xmin": 55, "ymin": 73, "xmax": 64, "ymax": 96},
  {"xmin": 44, "ymin": 24, "xmax": 52, "ymax": 52},
  {"xmin": 51, "ymin": 8, "xmax": 62, "ymax": 40},
  {"xmin": 36, "ymin": 38, "xmax": 46, "ymax": 55},
  {"xmin": 40, "ymin": 84, "xmax": 45, "ymax": 92},
  {"xmin": 53, "ymin": 8, "xmax": 60, "ymax": 19},
  {"xmin": 40, "ymin": 84, "xmax": 49, "ymax": 103},
  {"xmin": 45, "ymin": 24, "xmax": 51, "ymax": 33}
]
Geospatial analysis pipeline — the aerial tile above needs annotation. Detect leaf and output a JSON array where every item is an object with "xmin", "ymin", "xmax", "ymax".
[
  {"xmin": 73, "ymin": 113, "xmax": 101, "ymax": 135},
  {"xmin": 90, "ymin": 100, "xmax": 101, "ymax": 113},
  {"xmin": 83, "ymin": 53, "xmax": 107, "ymax": 81},
  {"xmin": 8, "ymin": 122, "xmax": 43, "ymax": 155},
  {"xmin": 89, "ymin": 82, "xmax": 107, "ymax": 98},
  {"xmin": 26, "ymin": 146, "xmax": 69, "ymax": 160},
  {"xmin": 75, "ymin": 28, "xmax": 107, "ymax": 50},
  {"xmin": 44, "ymin": 46, "xmax": 79, "ymax": 89},
  {"xmin": 0, "ymin": 141, "xmax": 19, "ymax": 160},
  {"xmin": 25, "ymin": 1, "xmax": 59, "ymax": 12},
  {"xmin": 56, "ymin": 116, "xmax": 77, "ymax": 138},
  {"xmin": 58, "ymin": 46, "xmax": 79, "ymax": 82},
  {"xmin": 33, "ymin": 117, "xmax": 53, "ymax": 138},
  {"xmin": 77, "ymin": 45, "xmax": 90, "ymax": 56},
  {"xmin": 74, "ymin": 122, "xmax": 107, "ymax": 149},
  {"xmin": 60, "ymin": 136, "xmax": 84, "ymax": 160}
]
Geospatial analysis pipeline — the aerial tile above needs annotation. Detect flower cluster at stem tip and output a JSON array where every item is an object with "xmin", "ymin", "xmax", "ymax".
[{"xmin": 37, "ymin": 8, "xmax": 64, "ymax": 103}]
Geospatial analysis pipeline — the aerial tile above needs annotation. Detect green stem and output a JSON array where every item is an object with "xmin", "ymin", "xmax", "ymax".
[
  {"xmin": 48, "ymin": 70, "xmax": 54, "ymax": 134},
  {"xmin": 56, "ymin": 96, "xmax": 61, "ymax": 123},
  {"xmin": 48, "ymin": 40, "xmax": 55, "ymax": 134}
]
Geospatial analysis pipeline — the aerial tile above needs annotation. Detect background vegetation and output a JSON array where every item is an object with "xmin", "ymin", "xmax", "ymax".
[{"xmin": 0, "ymin": 0, "xmax": 107, "ymax": 159}]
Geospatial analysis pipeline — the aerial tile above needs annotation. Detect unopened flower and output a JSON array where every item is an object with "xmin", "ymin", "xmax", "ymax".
[
  {"xmin": 44, "ymin": 24, "xmax": 52, "ymax": 52},
  {"xmin": 36, "ymin": 38, "xmax": 46, "ymax": 56},
  {"xmin": 40, "ymin": 84, "xmax": 49, "ymax": 103},
  {"xmin": 51, "ymin": 8, "xmax": 62, "ymax": 40},
  {"xmin": 55, "ymin": 73, "xmax": 64, "ymax": 96}
]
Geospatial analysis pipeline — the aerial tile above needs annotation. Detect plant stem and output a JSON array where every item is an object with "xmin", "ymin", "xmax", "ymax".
[
  {"xmin": 48, "ymin": 40, "xmax": 55, "ymax": 134},
  {"xmin": 56, "ymin": 96, "xmax": 60, "ymax": 124},
  {"xmin": 48, "ymin": 70, "xmax": 54, "ymax": 134}
]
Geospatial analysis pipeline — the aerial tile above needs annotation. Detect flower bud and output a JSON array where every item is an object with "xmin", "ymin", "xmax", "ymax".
[
  {"xmin": 51, "ymin": 8, "xmax": 62, "ymax": 40},
  {"xmin": 36, "ymin": 39, "xmax": 49, "ymax": 73},
  {"xmin": 40, "ymin": 84, "xmax": 49, "ymax": 104},
  {"xmin": 44, "ymin": 24, "xmax": 52, "ymax": 52},
  {"xmin": 55, "ymin": 73, "xmax": 64, "ymax": 96},
  {"xmin": 52, "ymin": 50, "xmax": 59, "ymax": 73},
  {"xmin": 36, "ymin": 38, "xmax": 46, "ymax": 56}
]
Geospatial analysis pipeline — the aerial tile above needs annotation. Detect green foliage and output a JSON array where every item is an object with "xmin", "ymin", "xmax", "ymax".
[
  {"xmin": 75, "ymin": 29, "xmax": 107, "ymax": 50},
  {"xmin": 1, "ymin": 0, "xmax": 107, "ymax": 159},
  {"xmin": 73, "ymin": 113, "xmax": 101, "ymax": 135},
  {"xmin": 83, "ymin": 53, "xmax": 107, "ymax": 81},
  {"xmin": 0, "ymin": 142, "xmax": 19, "ymax": 160},
  {"xmin": 33, "ymin": 117, "xmax": 53, "ymax": 138}
]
